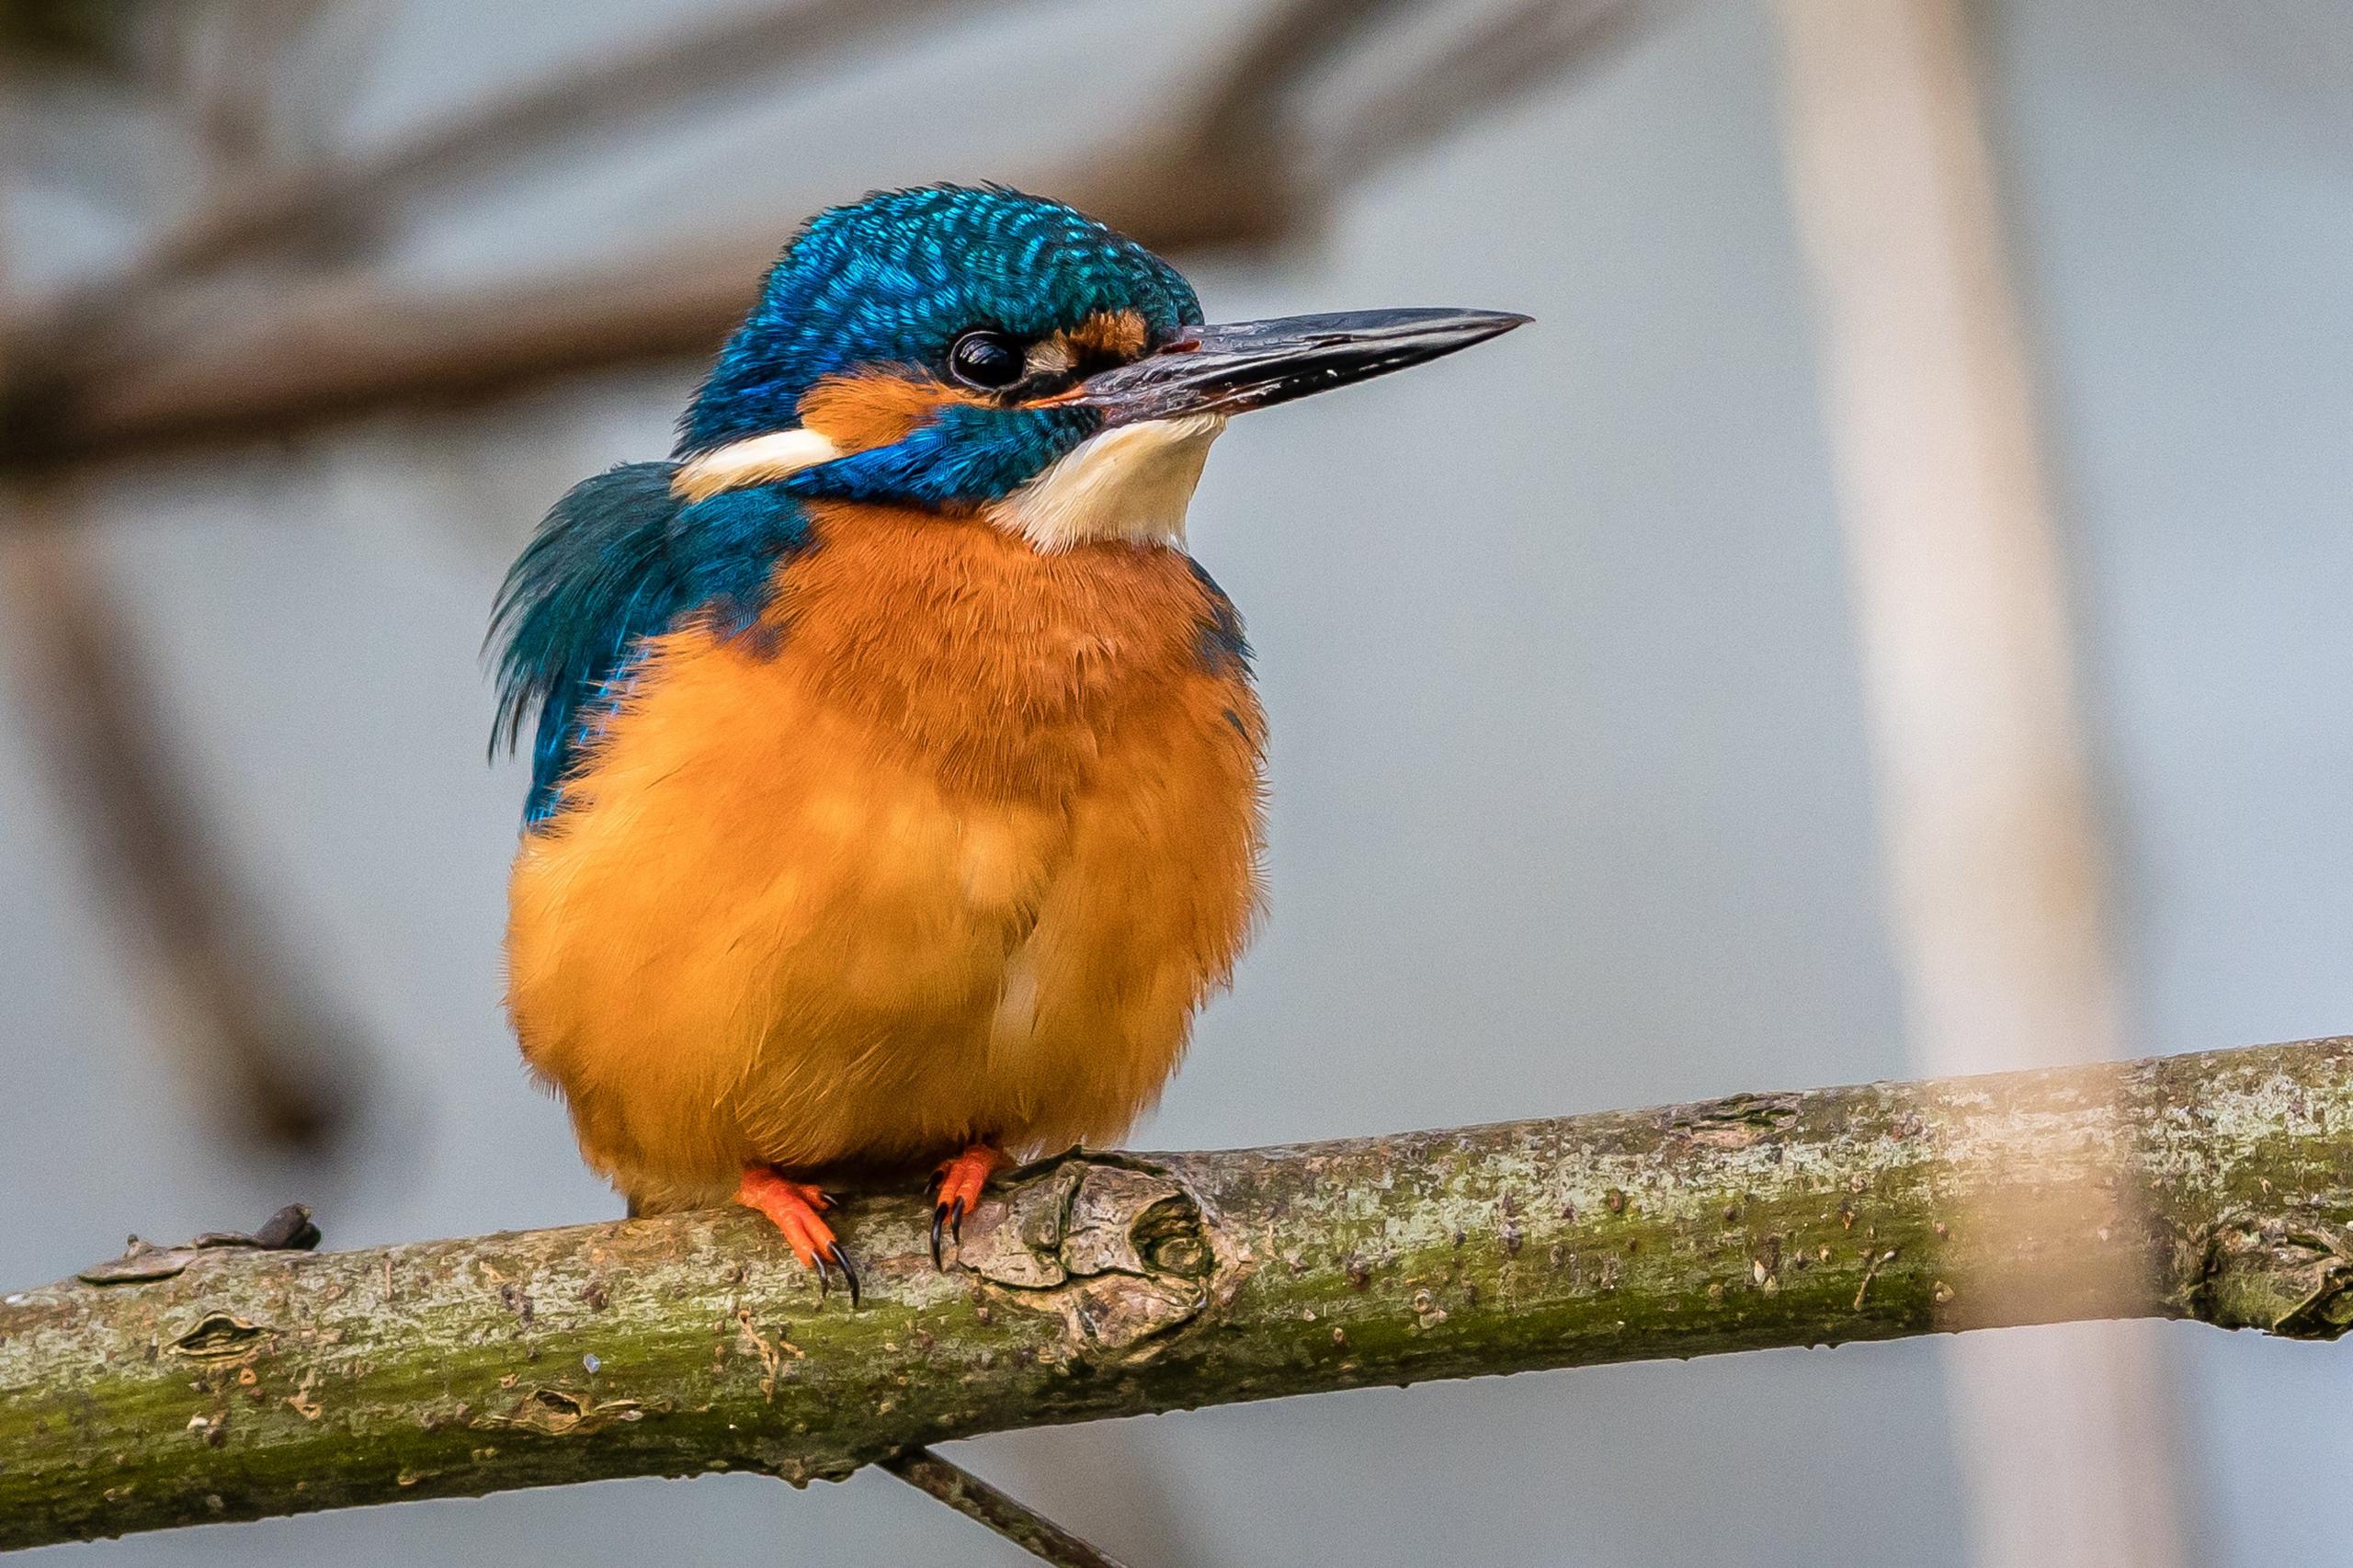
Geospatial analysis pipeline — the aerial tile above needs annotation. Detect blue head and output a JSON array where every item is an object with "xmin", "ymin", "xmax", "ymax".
[
  {"xmin": 670, "ymin": 184, "xmax": 1529, "ymax": 533},
  {"xmin": 678, "ymin": 185, "xmax": 1199, "ymax": 513}
]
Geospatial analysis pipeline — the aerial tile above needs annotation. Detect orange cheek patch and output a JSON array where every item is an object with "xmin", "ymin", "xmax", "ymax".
[
  {"xmin": 797, "ymin": 370, "xmax": 983, "ymax": 453},
  {"xmin": 1066, "ymin": 310, "xmax": 1150, "ymax": 360}
]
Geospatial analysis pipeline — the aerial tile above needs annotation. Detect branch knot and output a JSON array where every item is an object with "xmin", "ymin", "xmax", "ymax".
[
  {"xmin": 2190, "ymin": 1214, "xmax": 2353, "ymax": 1340},
  {"xmin": 956, "ymin": 1158, "xmax": 1216, "ymax": 1359}
]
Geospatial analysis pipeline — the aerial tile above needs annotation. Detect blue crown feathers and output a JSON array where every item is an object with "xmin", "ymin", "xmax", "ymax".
[{"xmin": 679, "ymin": 183, "xmax": 1200, "ymax": 454}]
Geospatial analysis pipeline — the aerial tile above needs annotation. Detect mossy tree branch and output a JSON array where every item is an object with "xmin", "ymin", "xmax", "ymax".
[{"xmin": 6, "ymin": 1038, "xmax": 2352, "ymax": 1551}]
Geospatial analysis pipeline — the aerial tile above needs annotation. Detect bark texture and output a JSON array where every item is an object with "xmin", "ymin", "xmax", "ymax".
[{"xmin": 6, "ymin": 1039, "xmax": 2351, "ymax": 1551}]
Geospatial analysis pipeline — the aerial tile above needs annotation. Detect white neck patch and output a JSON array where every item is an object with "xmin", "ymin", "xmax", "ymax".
[
  {"xmin": 671, "ymin": 427, "xmax": 842, "ymax": 501},
  {"xmin": 991, "ymin": 415, "xmax": 1226, "ymax": 551}
]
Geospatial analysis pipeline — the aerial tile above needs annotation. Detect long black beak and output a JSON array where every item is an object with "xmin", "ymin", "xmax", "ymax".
[{"xmin": 1074, "ymin": 307, "xmax": 1530, "ymax": 424}]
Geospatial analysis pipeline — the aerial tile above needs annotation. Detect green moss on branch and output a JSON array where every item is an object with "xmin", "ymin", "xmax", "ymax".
[{"xmin": 5, "ymin": 1038, "xmax": 2350, "ymax": 1551}]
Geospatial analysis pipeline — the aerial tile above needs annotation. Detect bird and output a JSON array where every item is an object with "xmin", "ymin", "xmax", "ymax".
[{"xmin": 492, "ymin": 183, "xmax": 1525, "ymax": 1302}]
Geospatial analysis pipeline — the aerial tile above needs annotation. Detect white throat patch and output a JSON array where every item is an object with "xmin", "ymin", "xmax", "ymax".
[{"xmin": 991, "ymin": 415, "xmax": 1226, "ymax": 551}]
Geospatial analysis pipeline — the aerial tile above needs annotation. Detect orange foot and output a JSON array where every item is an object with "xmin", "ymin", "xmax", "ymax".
[
  {"xmin": 928, "ymin": 1142, "xmax": 1009, "ymax": 1267},
  {"xmin": 735, "ymin": 1167, "xmax": 858, "ymax": 1306}
]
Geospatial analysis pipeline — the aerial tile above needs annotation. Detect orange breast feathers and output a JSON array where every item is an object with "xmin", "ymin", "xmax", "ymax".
[{"xmin": 504, "ymin": 504, "xmax": 1266, "ymax": 1212}]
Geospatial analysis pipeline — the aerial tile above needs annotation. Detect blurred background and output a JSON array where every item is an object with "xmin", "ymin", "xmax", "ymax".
[{"xmin": 4, "ymin": 1, "xmax": 2350, "ymax": 1563}]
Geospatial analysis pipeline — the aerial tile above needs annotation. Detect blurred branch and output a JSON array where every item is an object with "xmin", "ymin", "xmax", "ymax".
[
  {"xmin": 0, "ymin": 0, "xmax": 160, "ymax": 76},
  {"xmin": 0, "ymin": 10, "xmax": 370, "ymax": 1165},
  {"xmin": 178, "ymin": 0, "xmax": 343, "ymax": 181},
  {"xmin": 0, "ymin": 0, "xmax": 1010, "ymax": 463},
  {"xmin": 884, "ymin": 1449, "xmax": 1133, "ymax": 1568},
  {"xmin": 1314, "ymin": 0, "xmax": 1654, "ymax": 190},
  {"xmin": 1772, "ymin": 4, "xmax": 2188, "ymax": 1563},
  {"xmin": 6, "ymin": 1035, "xmax": 2353, "ymax": 1550},
  {"xmin": 0, "ymin": 482, "xmax": 364, "ymax": 1151},
  {"xmin": 107, "ymin": 0, "xmax": 998, "ymax": 297},
  {"xmin": 5, "ymin": 236, "xmax": 778, "ymax": 462},
  {"xmin": 0, "ymin": 0, "xmax": 1652, "ymax": 472}
]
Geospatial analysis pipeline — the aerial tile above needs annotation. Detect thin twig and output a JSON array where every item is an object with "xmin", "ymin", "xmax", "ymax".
[{"xmin": 884, "ymin": 1449, "xmax": 1131, "ymax": 1568}]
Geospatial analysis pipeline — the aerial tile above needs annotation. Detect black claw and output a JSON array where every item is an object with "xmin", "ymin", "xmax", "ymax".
[
  {"xmin": 825, "ymin": 1243, "xmax": 859, "ymax": 1308},
  {"xmin": 930, "ymin": 1205, "xmax": 949, "ymax": 1269},
  {"xmin": 949, "ymin": 1196, "xmax": 968, "ymax": 1245},
  {"xmin": 811, "ymin": 1248, "xmax": 835, "ymax": 1300},
  {"xmin": 924, "ymin": 1166, "xmax": 947, "ymax": 1198},
  {"xmin": 816, "ymin": 1190, "xmax": 843, "ymax": 1213}
]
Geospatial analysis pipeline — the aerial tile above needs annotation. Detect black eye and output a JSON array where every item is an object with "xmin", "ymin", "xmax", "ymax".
[{"xmin": 948, "ymin": 329, "xmax": 1025, "ymax": 391}]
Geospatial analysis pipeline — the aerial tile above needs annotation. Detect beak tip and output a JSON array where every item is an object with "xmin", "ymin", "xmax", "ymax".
[{"xmin": 1080, "ymin": 304, "xmax": 1536, "ymax": 421}]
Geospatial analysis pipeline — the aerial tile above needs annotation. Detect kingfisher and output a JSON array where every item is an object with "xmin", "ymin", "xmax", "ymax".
[{"xmin": 493, "ymin": 184, "xmax": 1525, "ymax": 1301}]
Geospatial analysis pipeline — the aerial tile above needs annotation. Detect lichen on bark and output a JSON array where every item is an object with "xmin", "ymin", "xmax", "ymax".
[{"xmin": 4, "ymin": 1037, "xmax": 2350, "ymax": 1552}]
